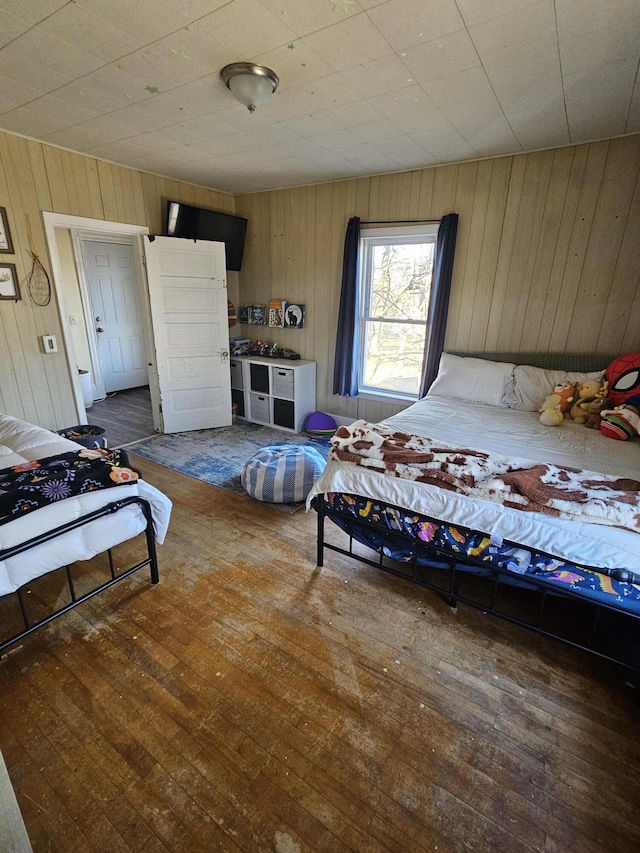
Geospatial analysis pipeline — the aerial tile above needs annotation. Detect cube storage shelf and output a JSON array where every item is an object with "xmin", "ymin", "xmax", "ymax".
[{"xmin": 230, "ymin": 356, "xmax": 316, "ymax": 433}]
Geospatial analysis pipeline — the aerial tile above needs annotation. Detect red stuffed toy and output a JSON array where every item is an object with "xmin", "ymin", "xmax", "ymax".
[{"xmin": 604, "ymin": 352, "xmax": 640, "ymax": 407}]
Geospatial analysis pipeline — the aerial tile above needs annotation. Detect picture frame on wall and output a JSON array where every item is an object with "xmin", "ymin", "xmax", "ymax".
[
  {"xmin": 284, "ymin": 303, "xmax": 305, "ymax": 328},
  {"xmin": 0, "ymin": 263, "xmax": 20, "ymax": 300},
  {"xmin": 0, "ymin": 207, "xmax": 14, "ymax": 254}
]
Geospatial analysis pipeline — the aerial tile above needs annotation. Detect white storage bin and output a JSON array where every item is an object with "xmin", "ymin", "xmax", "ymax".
[
  {"xmin": 249, "ymin": 392, "xmax": 271, "ymax": 423},
  {"xmin": 272, "ymin": 367, "xmax": 294, "ymax": 399}
]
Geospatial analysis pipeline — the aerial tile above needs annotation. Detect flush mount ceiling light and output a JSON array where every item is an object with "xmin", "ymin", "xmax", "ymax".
[{"xmin": 220, "ymin": 62, "xmax": 279, "ymax": 113}]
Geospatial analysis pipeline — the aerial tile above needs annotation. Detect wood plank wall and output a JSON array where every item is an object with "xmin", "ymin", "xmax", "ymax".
[
  {"xmin": 0, "ymin": 129, "xmax": 235, "ymax": 429},
  {"xmin": 235, "ymin": 135, "xmax": 640, "ymax": 424}
]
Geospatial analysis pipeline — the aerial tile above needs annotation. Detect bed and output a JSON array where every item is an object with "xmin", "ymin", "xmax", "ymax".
[
  {"xmin": 308, "ymin": 352, "xmax": 640, "ymax": 680},
  {"xmin": 0, "ymin": 413, "xmax": 172, "ymax": 653}
]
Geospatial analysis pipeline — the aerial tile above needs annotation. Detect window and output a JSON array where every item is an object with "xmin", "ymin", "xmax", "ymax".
[{"xmin": 358, "ymin": 224, "xmax": 438, "ymax": 400}]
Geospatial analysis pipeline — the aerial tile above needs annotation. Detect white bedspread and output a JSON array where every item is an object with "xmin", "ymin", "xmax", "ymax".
[
  {"xmin": 0, "ymin": 413, "xmax": 172, "ymax": 596},
  {"xmin": 307, "ymin": 396, "xmax": 640, "ymax": 571}
]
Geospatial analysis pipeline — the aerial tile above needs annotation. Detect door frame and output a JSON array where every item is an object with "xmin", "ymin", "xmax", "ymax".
[{"xmin": 42, "ymin": 212, "xmax": 160, "ymax": 430}]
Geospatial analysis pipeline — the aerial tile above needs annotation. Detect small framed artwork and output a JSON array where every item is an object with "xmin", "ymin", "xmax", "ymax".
[
  {"xmin": 284, "ymin": 303, "xmax": 305, "ymax": 328},
  {"xmin": 268, "ymin": 298, "xmax": 286, "ymax": 327},
  {"xmin": 0, "ymin": 207, "xmax": 14, "ymax": 254},
  {"xmin": 0, "ymin": 263, "xmax": 20, "ymax": 300}
]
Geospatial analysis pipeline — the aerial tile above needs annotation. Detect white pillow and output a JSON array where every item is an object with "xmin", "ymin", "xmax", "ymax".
[
  {"xmin": 427, "ymin": 353, "xmax": 516, "ymax": 407},
  {"xmin": 511, "ymin": 364, "xmax": 605, "ymax": 411}
]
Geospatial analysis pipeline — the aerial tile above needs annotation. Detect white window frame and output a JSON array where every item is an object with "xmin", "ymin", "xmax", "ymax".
[{"xmin": 357, "ymin": 224, "xmax": 439, "ymax": 402}]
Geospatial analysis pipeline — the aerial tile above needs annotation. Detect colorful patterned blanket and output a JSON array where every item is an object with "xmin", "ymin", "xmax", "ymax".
[
  {"xmin": 0, "ymin": 448, "xmax": 139, "ymax": 526},
  {"xmin": 330, "ymin": 420, "xmax": 640, "ymax": 533}
]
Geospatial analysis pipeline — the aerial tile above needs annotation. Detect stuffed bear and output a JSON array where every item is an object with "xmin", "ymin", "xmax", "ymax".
[
  {"xmin": 568, "ymin": 379, "xmax": 603, "ymax": 423},
  {"xmin": 600, "ymin": 404, "xmax": 640, "ymax": 440},
  {"xmin": 539, "ymin": 381, "xmax": 576, "ymax": 426},
  {"xmin": 584, "ymin": 394, "xmax": 613, "ymax": 429}
]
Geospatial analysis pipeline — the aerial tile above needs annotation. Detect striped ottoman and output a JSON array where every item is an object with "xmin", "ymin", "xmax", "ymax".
[{"xmin": 241, "ymin": 445, "xmax": 326, "ymax": 503}]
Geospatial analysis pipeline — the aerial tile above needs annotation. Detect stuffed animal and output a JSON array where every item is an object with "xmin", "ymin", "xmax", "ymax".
[
  {"xmin": 600, "ymin": 404, "xmax": 640, "ymax": 440},
  {"xmin": 568, "ymin": 379, "xmax": 603, "ymax": 423},
  {"xmin": 539, "ymin": 381, "xmax": 575, "ymax": 426},
  {"xmin": 604, "ymin": 353, "xmax": 640, "ymax": 407},
  {"xmin": 584, "ymin": 394, "xmax": 613, "ymax": 430}
]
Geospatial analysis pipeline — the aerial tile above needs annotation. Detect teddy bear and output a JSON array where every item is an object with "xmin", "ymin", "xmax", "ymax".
[
  {"xmin": 539, "ymin": 381, "xmax": 576, "ymax": 426},
  {"xmin": 568, "ymin": 379, "xmax": 603, "ymax": 423},
  {"xmin": 584, "ymin": 394, "xmax": 613, "ymax": 429},
  {"xmin": 600, "ymin": 404, "xmax": 640, "ymax": 440}
]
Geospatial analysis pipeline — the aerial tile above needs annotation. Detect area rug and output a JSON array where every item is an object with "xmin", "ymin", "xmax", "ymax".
[{"xmin": 127, "ymin": 421, "xmax": 331, "ymax": 512}]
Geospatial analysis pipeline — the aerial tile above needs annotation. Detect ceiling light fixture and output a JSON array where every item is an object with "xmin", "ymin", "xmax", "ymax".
[{"xmin": 220, "ymin": 62, "xmax": 279, "ymax": 113}]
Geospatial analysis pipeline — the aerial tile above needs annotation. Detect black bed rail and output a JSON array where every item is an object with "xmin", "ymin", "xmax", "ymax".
[
  {"xmin": 314, "ymin": 496, "xmax": 640, "ymax": 677},
  {"xmin": 0, "ymin": 496, "xmax": 158, "ymax": 655}
]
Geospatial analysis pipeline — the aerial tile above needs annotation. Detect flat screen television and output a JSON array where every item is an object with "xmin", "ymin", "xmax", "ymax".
[{"xmin": 166, "ymin": 201, "xmax": 248, "ymax": 271}]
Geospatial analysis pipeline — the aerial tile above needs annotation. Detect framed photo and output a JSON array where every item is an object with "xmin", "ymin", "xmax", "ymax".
[
  {"xmin": 284, "ymin": 303, "xmax": 305, "ymax": 329},
  {"xmin": 0, "ymin": 207, "xmax": 14, "ymax": 254},
  {"xmin": 0, "ymin": 263, "xmax": 19, "ymax": 300}
]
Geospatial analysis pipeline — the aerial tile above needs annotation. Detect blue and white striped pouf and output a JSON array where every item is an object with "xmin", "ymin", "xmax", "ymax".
[{"xmin": 241, "ymin": 445, "xmax": 327, "ymax": 503}]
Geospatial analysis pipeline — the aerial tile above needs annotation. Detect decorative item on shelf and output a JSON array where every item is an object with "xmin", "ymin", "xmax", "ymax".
[
  {"xmin": 0, "ymin": 206, "xmax": 14, "ymax": 253},
  {"xmin": 269, "ymin": 298, "xmax": 286, "ymax": 327},
  {"xmin": 230, "ymin": 336, "xmax": 250, "ymax": 355},
  {"xmin": 0, "ymin": 263, "xmax": 19, "ymax": 300},
  {"xmin": 238, "ymin": 305, "xmax": 250, "ymax": 324},
  {"xmin": 285, "ymin": 303, "xmax": 305, "ymax": 328},
  {"xmin": 249, "ymin": 304, "xmax": 266, "ymax": 325}
]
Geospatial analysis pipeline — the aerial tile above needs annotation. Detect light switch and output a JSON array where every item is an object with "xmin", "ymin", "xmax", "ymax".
[{"xmin": 42, "ymin": 334, "xmax": 58, "ymax": 353}]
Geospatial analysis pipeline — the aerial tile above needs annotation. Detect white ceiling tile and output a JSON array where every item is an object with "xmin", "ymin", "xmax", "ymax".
[
  {"xmin": 424, "ymin": 67, "xmax": 494, "ymax": 108},
  {"xmin": 468, "ymin": 0, "xmax": 558, "ymax": 64},
  {"xmin": 43, "ymin": 114, "xmax": 134, "ymax": 148},
  {"xmin": 369, "ymin": 84, "xmax": 438, "ymax": 124},
  {"xmin": 559, "ymin": 17, "xmax": 640, "ymax": 77},
  {"xmin": 456, "ymin": 0, "xmax": 541, "ymax": 28},
  {"xmin": 259, "ymin": 0, "xmax": 362, "ymax": 37},
  {"xmin": 0, "ymin": 77, "xmax": 43, "ymax": 114},
  {"xmin": 0, "ymin": 9, "xmax": 28, "ymax": 48},
  {"xmin": 0, "ymin": 93, "xmax": 100, "ymax": 137},
  {"xmin": 86, "ymin": 139, "xmax": 151, "ymax": 162},
  {"xmin": 372, "ymin": 135, "xmax": 426, "ymax": 155},
  {"xmin": 349, "ymin": 118, "xmax": 404, "ymax": 144},
  {"xmin": 366, "ymin": 0, "xmax": 464, "ymax": 51},
  {"xmin": 402, "ymin": 29, "xmax": 481, "ymax": 85},
  {"xmin": 75, "ymin": 0, "xmax": 231, "ymax": 42},
  {"xmin": 555, "ymin": 0, "xmax": 639, "ymax": 40},
  {"xmin": 389, "ymin": 148, "xmax": 438, "ymax": 169},
  {"xmin": 36, "ymin": 4, "xmax": 144, "ymax": 63},
  {"xmin": 252, "ymin": 42, "xmax": 333, "ymax": 91},
  {"xmin": 190, "ymin": 0, "xmax": 298, "ymax": 59},
  {"xmin": 564, "ymin": 60, "xmax": 638, "ymax": 141},
  {"xmin": 0, "ymin": 0, "xmax": 68, "ymax": 26},
  {"xmin": 300, "ymin": 12, "xmax": 393, "ymax": 71},
  {"xmin": 410, "ymin": 129, "xmax": 478, "ymax": 161}
]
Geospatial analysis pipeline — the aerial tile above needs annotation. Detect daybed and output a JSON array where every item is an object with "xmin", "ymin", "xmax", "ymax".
[
  {"xmin": 308, "ymin": 353, "xmax": 640, "ymax": 678},
  {"xmin": 0, "ymin": 413, "xmax": 172, "ymax": 653}
]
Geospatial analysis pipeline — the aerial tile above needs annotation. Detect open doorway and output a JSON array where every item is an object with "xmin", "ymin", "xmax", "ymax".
[{"xmin": 44, "ymin": 213, "xmax": 161, "ymax": 446}]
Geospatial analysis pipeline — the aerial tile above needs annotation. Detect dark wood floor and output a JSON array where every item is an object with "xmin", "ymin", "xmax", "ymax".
[
  {"xmin": 88, "ymin": 386, "xmax": 156, "ymax": 448},
  {"xmin": 1, "ymin": 458, "xmax": 639, "ymax": 852}
]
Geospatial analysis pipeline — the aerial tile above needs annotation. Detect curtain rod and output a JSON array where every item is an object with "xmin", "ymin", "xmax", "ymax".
[{"xmin": 360, "ymin": 218, "xmax": 440, "ymax": 225}]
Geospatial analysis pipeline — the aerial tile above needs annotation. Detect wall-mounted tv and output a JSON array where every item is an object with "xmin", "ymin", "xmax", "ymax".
[{"xmin": 166, "ymin": 201, "xmax": 248, "ymax": 271}]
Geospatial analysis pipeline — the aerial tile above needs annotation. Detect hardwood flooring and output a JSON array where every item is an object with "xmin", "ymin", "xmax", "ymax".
[
  {"xmin": 1, "ymin": 457, "xmax": 639, "ymax": 853},
  {"xmin": 88, "ymin": 386, "xmax": 156, "ymax": 448}
]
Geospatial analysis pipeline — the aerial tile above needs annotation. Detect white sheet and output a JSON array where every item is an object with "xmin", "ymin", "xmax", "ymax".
[
  {"xmin": 307, "ymin": 396, "xmax": 640, "ymax": 571},
  {"xmin": 0, "ymin": 414, "xmax": 172, "ymax": 596}
]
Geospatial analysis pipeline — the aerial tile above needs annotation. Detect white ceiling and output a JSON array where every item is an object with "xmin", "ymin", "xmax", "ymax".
[{"xmin": 0, "ymin": 0, "xmax": 638, "ymax": 195}]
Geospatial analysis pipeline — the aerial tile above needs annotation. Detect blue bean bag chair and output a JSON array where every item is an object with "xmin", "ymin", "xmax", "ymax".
[{"xmin": 241, "ymin": 445, "xmax": 326, "ymax": 503}]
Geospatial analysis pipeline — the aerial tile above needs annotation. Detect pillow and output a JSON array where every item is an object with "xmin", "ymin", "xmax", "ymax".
[
  {"xmin": 511, "ymin": 364, "xmax": 605, "ymax": 411},
  {"xmin": 427, "ymin": 353, "xmax": 516, "ymax": 407}
]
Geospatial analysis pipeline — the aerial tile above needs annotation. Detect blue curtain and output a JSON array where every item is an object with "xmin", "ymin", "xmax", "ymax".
[
  {"xmin": 333, "ymin": 216, "xmax": 361, "ymax": 396},
  {"xmin": 419, "ymin": 213, "xmax": 458, "ymax": 397}
]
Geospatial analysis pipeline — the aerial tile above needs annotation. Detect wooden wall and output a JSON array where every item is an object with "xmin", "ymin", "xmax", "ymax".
[
  {"xmin": 0, "ymin": 129, "xmax": 235, "ymax": 429},
  {"xmin": 236, "ymin": 135, "xmax": 640, "ymax": 423}
]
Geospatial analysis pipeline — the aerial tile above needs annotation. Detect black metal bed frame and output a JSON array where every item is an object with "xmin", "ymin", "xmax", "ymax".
[
  {"xmin": 0, "ymin": 495, "xmax": 159, "ymax": 655},
  {"xmin": 314, "ymin": 496, "xmax": 640, "ymax": 678}
]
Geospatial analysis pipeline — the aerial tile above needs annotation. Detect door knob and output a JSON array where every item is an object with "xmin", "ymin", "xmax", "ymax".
[{"xmin": 96, "ymin": 326, "xmax": 104, "ymax": 333}]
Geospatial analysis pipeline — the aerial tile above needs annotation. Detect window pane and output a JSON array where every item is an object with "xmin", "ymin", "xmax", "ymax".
[
  {"xmin": 361, "ymin": 320, "xmax": 426, "ymax": 397},
  {"xmin": 368, "ymin": 242, "xmax": 434, "ymax": 320}
]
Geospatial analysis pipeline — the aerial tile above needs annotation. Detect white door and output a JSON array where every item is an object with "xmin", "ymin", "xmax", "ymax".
[
  {"xmin": 83, "ymin": 240, "xmax": 148, "ymax": 393},
  {"xmin": 143, "ymin": 236, "xmax": 231, "ymax": 433}
]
